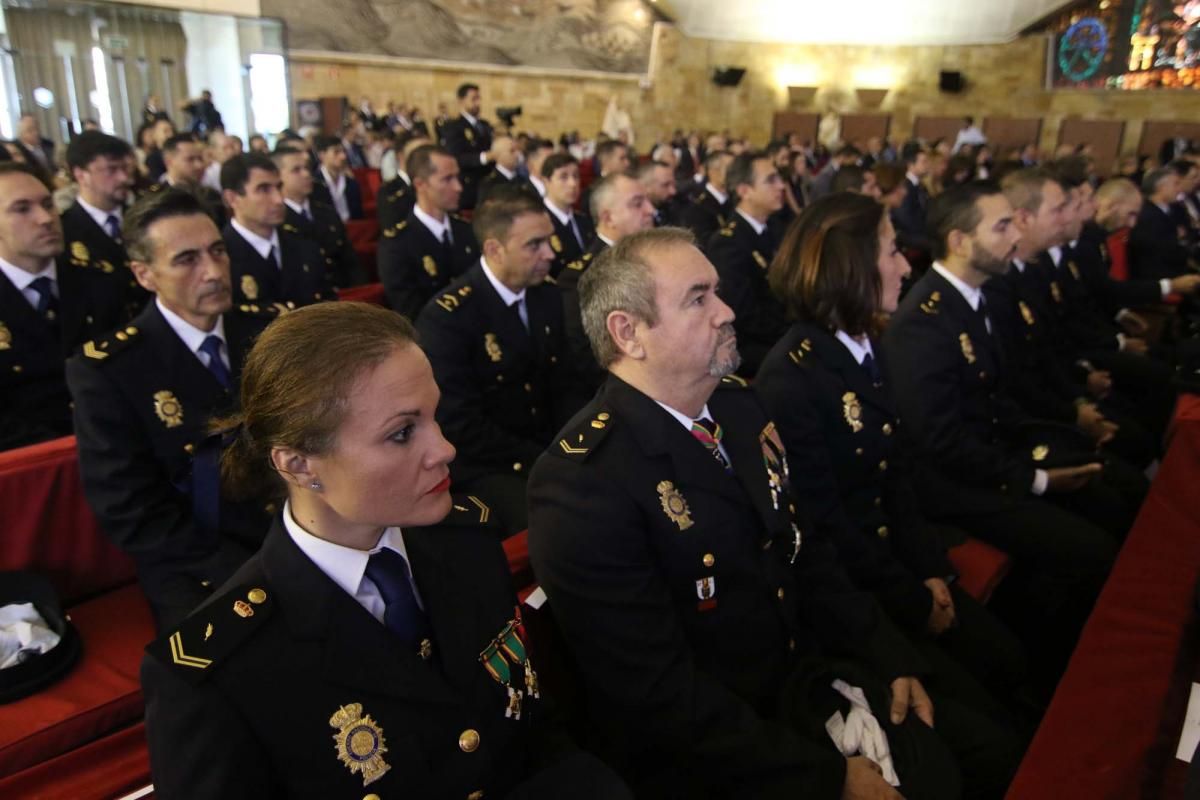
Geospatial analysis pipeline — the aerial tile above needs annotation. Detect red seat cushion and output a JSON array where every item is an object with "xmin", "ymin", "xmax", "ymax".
[
  {"xmin": 503, "ymin": 530, "xmax": 532, "ymax": 589},
  {"xmin": 337, "ymin": 282, "xmax": 386, "ymax": 306},
  {"xmin": 0, "ymin": 722, "xmax": 150, "ymax": 800},
  {"xmin": 0, "ymin": 436, "xmax": 135, "ymax": 605},
  {"xmin": 947, "ymin": 537, "xmax": 1011, "ymax": 604},
  {"xmin": 0, "ymin": 585, "xmax": 154, "ymax": 777}
]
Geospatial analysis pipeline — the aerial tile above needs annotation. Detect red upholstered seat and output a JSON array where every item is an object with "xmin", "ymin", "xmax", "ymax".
[
  {"xmin": 1107, "ymin": 227, "xmax": 1130, "ymax": 281},
  {"xmin": 353, "ymin": 167, "xmax": 382, "ymax": 217},
  {"xmin": 503, "ymin": 530, "xmax": 532, "ymax": 589},
  {"xmin": 946, "ymin": 537, "xmax": 1011, "ymax": 604},
  {"xmin": 0, "ymin": 436, "xmax": 135, "ymax": 604},
  {"xmin": 345, "ymin": 218, "xmax": 380, "ymax": 283},
  {"xmin": 337, "ymin": 282, "xmax": 386, "ymax": 306},
  {"xmin": 0, "ymin": 722, "xmax": 150, "ymax": 800},
  {"xmin": 0, "ymin": 585, "xmax": 153, "ymax": 777}
]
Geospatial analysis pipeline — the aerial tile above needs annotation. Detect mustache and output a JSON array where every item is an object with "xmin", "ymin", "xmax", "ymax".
[{"xmin": 716, "ymin": 323, "xmax": 737, "ymax": 344}]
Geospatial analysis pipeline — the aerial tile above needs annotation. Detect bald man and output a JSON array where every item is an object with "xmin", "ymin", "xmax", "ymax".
[{"xmin": 476, "ymin": 135, "xmax": 532, "ymax": 206}]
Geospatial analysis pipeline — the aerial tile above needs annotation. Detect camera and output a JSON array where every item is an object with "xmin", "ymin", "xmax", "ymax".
[{"xmin": 496, "ymin": 105, "xmax": 522, "ymax": 128}]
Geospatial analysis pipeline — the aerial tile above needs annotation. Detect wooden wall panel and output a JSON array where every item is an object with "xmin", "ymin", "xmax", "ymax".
[
  {"xmin": 913, "ymin": 116, "xmax": 963, "ymax": 145},
  {"xmin": 1058, "ymin": 119, "xmax": 1125, "ymax": 177},
  {"xmin": 982, "ymin": 117, "xmax": 1042, "ymax": 153},
  {"xmin": 772, "ymin": 112, "xmax": 819, "ymax": 144},
  {"xmin": 840, "ymin": 113, "xmax": 891, "ymax": 146},
  {"xmin": 1139, "ymin": 121, "xmax": 1200, "ymax": 157}
]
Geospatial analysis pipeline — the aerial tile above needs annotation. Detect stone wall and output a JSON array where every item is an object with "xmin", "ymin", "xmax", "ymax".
[{"xmin": 290, "ymin": 25, "xmax": 1200, "ymax": 154}]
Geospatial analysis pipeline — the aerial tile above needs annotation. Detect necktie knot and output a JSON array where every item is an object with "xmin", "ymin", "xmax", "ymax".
[
  {"xmin": 28, "ymin": 275, "xmax": 58, "ymax": 319},
  {"xmin": 199, "ymin": 335, "xmax": 231, "ymax": 389},
  {"xmin": 862, "ymin": 352, "xmax": 882, "ymax": 386},
  {"xmin": 690, "ymin": 417, "xmax": 731, "ymax": 472},
  {"xmin": 365, "ymin": 547, "xmax": 429, "ymax": 648}
]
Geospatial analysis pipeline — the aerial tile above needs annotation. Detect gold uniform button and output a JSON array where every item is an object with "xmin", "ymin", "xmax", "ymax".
[
  {"xmin": 598, "ymin": 412, "xmax": 610, "ymax": 421},
  {"xmin": 979, "ymin": 371, "xmax": 988, "ymax": 380},
  {"xmin": 874, "ymin": 496, "xmax": 882, "ymax": 507},
  {"xmin": 855, "ymin": 447, "xmax": 864, "ymax": 456},
  {"xmin": 776, "ymin": 587, "xmax": 785, "ymax": 601},
  {"xmin": 877, "ymin": 526, "xmax": 889, "ymax": 538},
  {"xmin": 702, "ymin": 553, "xmax": 715, "ymax": 567},
  {"xmin": 247, "ymin": 588, "xmax": 267, "ymax": 604},
  {"xmin": 12, "ymin": 365, "xmax": 22, "ymax": 373},
  {"xmin": 512, "ymin": 462, "xmax": 523, "ymax": 472},
  {"xmin": 183, "ymin": 443, "xmax": 195, "ymax": 455},
  {"xmin": 878, "ymin": 460, "xmax": 888, "ymax": 472},
  {"xmin": 459, "ymin": 729, "xmax": 480, "ymax": 753},
  {"xmin": 125, "ymin": 326, "xmax": 138, "ymax": 335},
  {"xmin": 115, "ymin": 331, "xmax": 128, "ymax": 341},
  {"xmin": 524, "ymin": 382, "xmax": 532, "ymax": 392},
  {"xmin": 364, "ymin": 795, "xmax": 382, "ymax": 800},
  {"xmin": 468, "ymin": 791, "xmax": 484, "ymax": 800},
  {"xmin": 788, "ymin": 638, "xmax": 796, "ymax": 652},
  {"xmin": 761, "ymin": 539, "xmax": 772, "ymax": 550},
  {"xmin": 882, "ymin": 423, "xmax": 893, "ymax": 436}
]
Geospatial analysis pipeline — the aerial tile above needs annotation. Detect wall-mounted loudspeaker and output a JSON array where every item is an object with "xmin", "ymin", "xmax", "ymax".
[
  {"xmin": 712, "ymin": 66, "xmax": 747, "ymax": 87},
  {"xmin": 939, "ymin": 70, "xmax": 965, "ymax": 93}
]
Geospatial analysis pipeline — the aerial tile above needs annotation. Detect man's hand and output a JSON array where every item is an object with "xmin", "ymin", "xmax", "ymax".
[
  {"xmin": 1076, "ymin": 402, "xmax": 1118, "ymax": 446},
  {"xmin": 923, "ymin": 578, "xmax": 956, "ymax": 635},
  {"xmin": 1119, "ymin": 311, "xmax": 1150, "ymax": 336},
  {"xmin": 843, "ymin": 756, "xmax": 904, "ymax": 800},
  {"xmin": 889, "ymin": 676, "xmax": 934, "ymax": 727},
  {"xmin": 1122, "ymin": 336, "xmax": 1149, "ymax": 355},
  {"xmin": 1045, "ymin": 463, "xmax": 1103, "ymax": 492},
  {"xmin": 1085, "ymin": 370, "xmax": 1113, "ymax": 399},
  {"xmin": 1170, "ymin": 274, "xmax": 1200, "ymax": 295}
]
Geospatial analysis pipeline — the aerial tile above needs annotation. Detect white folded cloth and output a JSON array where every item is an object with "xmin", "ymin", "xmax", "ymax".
[
  {"xmin": 0, "ymin": 602, "xmax": 61, "ymax": 669},
  {"xmin": 824, "ymin": 678, "xmax": 901, "ymax": 787}
]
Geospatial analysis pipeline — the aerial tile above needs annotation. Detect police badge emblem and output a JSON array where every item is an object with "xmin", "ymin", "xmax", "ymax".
[
  {"xmin": 70, "ymin": 241, "xmax": 89, "ymax": 263},
  {"xmin": 0, "ymin": 321, "xmax": 10, "ymax": 350},
  {"xmin": 485, "ymin": 332, "xmax": 502, "ymax": 362},
  {"xmin": 1032, "ymin": 444, "xmax": 1049, "ymax": 462},
  {"xmin": 657, "ymin": 481, "xmax": 694, "ymax": 530},
  {"xmin": 422, "ymin": 255, "xmax": 438, "ymax": 278},
  {"xmin": 241, "ymin": 274, "xmax": 259, "ymax": 301},
  {"xmin": 329, "ymin": 703, "xmax": 391, "ymax": 786},
  {"xmin": 153, "ymin": 390, "xmax": 184, "ymax": 428},
  {"xmin": 550, "ymin": 234, "xmax": 562, "ymax": 254},
  {"xmin": 1019, "ymin": 301, "xmax": 1035, "ymax": 326},
  {"xmin": 752, "ymin": 251, "xmax": 768, "ymax": 269},
  {"xmin": 959, "ymin": 333, "xmax": 976, "ymax": 365},
  {"xmin": 842, "ymin": 392, "xmax": 864, "ymax": 432}
]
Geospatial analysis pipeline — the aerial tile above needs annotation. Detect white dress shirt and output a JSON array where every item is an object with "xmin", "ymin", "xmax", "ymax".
[
  {"xmin": 736, "ymin": 208, "xmax": 767, "ymax": 235},
  {"xmin": 321, "ymin": 166, "xmax": 350, "ymax": 221},
  {"xmin": 834, "ymin": 329, "xmax": 875, "ymax": 365},
  {"xmin": 155, "ymin": 297, "xmax": 229, "ymax": 371},
  {"xmin": 654, "ymin": 400, "xmax": 732, "ymax": 466},
  {"xmin": 706, "ymin": 184, "xmax": 729, "ymax": 206},
  {"xmin": 281, "ymin": 500, "xmax": 421, "ymax": 623},
  {"xmin": 481, "ymin": 256, "xmax": 527, "ymax": 328},
  {"xmin": 529, "ymin": 175, "xmax": 546, "ymax": 198},
  {"xmin": 284, "ymin": 198, "xmax": 313, "ymax": 219},
  {"xmin": 414, "ymin": 204, "xmax": 452, "ymax": 244},
  {"xmin": 0, "ymin": 255, "xmax": 56, "ymax": 310},
  {"xmin": 230, "ymin": 219, "xmax": 282, "ymax": 268},
  {"xmin": 76, "ymin": 196, "xmax": 123, "ymax": 235}
]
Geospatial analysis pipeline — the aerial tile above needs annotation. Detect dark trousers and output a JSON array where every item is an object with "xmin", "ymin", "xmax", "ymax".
[{"xmin": 1087, "ymin": 349, "xmax": 1175, "ymax": 437}]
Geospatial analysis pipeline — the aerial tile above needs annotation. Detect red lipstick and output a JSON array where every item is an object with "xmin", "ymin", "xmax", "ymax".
[{"xmin": 426, "ymin": 476, "xmax": 451, "ymax": 495}]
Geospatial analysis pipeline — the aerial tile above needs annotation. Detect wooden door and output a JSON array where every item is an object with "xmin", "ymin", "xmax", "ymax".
[
  {"xmin": 1058, "ymin": 119, "xmax": 1125, "ymax": 177},
  {"xmin": 772, "ymin": 112, "xmax": 819, "ymax": 144}
]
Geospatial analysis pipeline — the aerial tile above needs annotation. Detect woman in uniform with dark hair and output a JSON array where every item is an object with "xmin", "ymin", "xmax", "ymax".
[
  {"xmin": 141, "ymin": 301, "xmax": 628, "ymax": 799},
  {"xmin": 754, "ymin": 193, "xmax": 1030, "ymax": 726}
]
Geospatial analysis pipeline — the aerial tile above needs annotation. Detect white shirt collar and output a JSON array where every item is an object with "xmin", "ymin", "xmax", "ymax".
[
  {"xmin": 480, "ymin": 256, "xmax": 524, "ymax": 306},
  {"xmin": 544, "ymin": 199, "xmax": 572, "ymax": 226},
  {"xmin": 397, "ymin": 170, "xmax": 411, "ymax": 187},
  {"xmin": 155, "ymin": 296, "xmax": 225, "ymax": 354},
  {"xmin": 280, "ymin": 500, "xmax": 413, "ymax": 618},
  {"xmin": 736, "ymin": 208, "xmax": 766, "ymax": 235},
  {"xmin": 654, "ymin": 400, "xmax": 716, "ymax": 431},
  {"xmin": 529, "ymin": 175, "xmax": 546, "ymax": 197},
  {"xmin": 706, "ymin": 184, "xmax": 728, "ymax": 205},
  {"xmin": 834, "ymin": 330, "xmax": 875, "ymax": 365},
  {"xmin": 230, "ymin": 218, "xmax": 281, "ymax": 265},
  {"xmin": 1011, "ymin": 258, "xmax": 1026, "ymax": 273},
  {"xmin": 1047, "ymin": 246, "xmax": 1063, "ymax": 267},
  {"xmin": 320, "ymin": 165, "xmax": 345, "ymax": 191},
  {"xmin": 284, "ymin": 198, "xmax": 311, "ymax": 217},
  {"xmin": 0, "ymin": 254, "xmax": 55, "ymax": 294},
  {"xmin": 906, "ymin": 172, "xmax": 921, "ymax": 186},
  {"xmin": 76, "ymin": 195, "xmax": 121, "ymax": 230},
  {"xmin": 462, "ymin": 111, "xmax": 479, "ymax": 127},
  {"xmin": 496, "ymin": 164, "xmax": 516, "ymax": 180},
  {"xmin": 597, "ymin": 232, "xmax": 615, "ymax": 247},
  {"xmin": 413, "ymin": 204, "xmax": 451, "ymax": 242},
  {"xmin": 932, "ymin": 261, "xmax": 984, "ymax": 311}
]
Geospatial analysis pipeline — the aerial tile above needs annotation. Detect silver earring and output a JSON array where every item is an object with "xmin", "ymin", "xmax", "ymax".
[{"xmin": 310, "ymin": 481, "xmax": 322, "ymax": 490}]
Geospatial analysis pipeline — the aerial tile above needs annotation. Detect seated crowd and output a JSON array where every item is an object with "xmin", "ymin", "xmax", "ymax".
[{"xmin": 6, "ymin": 83, "xmax": 1200, "ymax": 799}]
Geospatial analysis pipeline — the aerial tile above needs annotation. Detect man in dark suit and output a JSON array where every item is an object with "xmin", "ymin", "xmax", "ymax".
[
  {"xmin": 705, "ymin": 150, "xmax": 788, "ymax": 376},
  {"xmin": 272, "ymin": 145, "xmax": 364, "ymax": 289},
  {"xmin": 883, "ymin": 182, "xmax": 1118, "ymax": 685},
  {"xmin": 475, "ymin": 135, "xmax": 531, "ymax": 206},
  {"xmin": 416, "ymin": 188, "xmax": 581, "ymax": 535},
  {"xmin": 579, "ymin": 140, "xmax": 631, "ymax": 222},
  {"xmin": 810, "ymin": 144, "xmax": 861, "ymax": 200},
  {"xmin": 60, "ymin": 130, "xmax": 147, "ymax": 316},
  {"xmin": 524, "ymin": 138, "xmax": 555, "ymax": 201},
  {"xmin": 146, "ymin": 134, "xmax": 227, "ymax": 229},
  {"xmin": 440, "ymin": 83, "xmax": 494, "ymax": 211},
  {"xmin": 66, "ymin": 189, "xmax": 275, "ymax": 629},
  {"xmin": 892, "ymin": 141, "xmax": 933, "ymax": 254},
  {"xmin": 376, "ymin": 134, "xmax": 430, "ymax": 230},
  {"xmin": 1129, "ymin": 166, "xmax": 1193, "ymax": 280},
  {"xmin": 540, "ymin": 153, "xmax": 594, "ymax": 278},
  {"xmin": 637, "ymin": 160, "xmax": 681, "ymax": 227},
  {"xmin": 16, "ymin": 113, "xmax": 55, "ymax": 174},
  {"xmin": 220, "ymin": 153, "xmax": 334, "ymax": 310},
  {"xmin": 529, "ymin": 227, "xmax": 1021, "ymax": 800},
  {"xmin": 679, "ymin": 149, "xmax": 733, "ymax": 245},
  {"xmin": 377, "ymin": 145, "xmax": 478, "ymax": 320},
  {"xmin": 0, "ymin": 163, "xmax": 129, "ymax": 449},
  {"xmin": 558, "ymin": 173, "xmax": 656, "ymax": 395},
  {"xmin": 311, "ymin": 135, "xmax": 364, "ymax": 222}
]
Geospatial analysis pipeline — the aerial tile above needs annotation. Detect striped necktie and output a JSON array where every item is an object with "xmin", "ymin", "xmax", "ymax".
[{"xmin": 690, "ymin": 417, "xmax": 731, "ymax": 472}]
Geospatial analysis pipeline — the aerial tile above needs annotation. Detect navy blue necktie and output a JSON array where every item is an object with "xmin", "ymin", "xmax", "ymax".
[
  {"xmin": 105, "ymin": 214, "xmax": 121, "ymax": 241},
  {"xmin": 862, "ymin": 352, "xmax": 882, "ymax": 385},
  {"xmin": 365, "ymin": 547, "xmax": 429, "ymax": 646},
  {"xmin": 28, "ymin": 276, "xmax": 58, "ymax": 320},
  {"xmin": 199, "ymin": 335, "xmax": 230, "ymax": 389}
]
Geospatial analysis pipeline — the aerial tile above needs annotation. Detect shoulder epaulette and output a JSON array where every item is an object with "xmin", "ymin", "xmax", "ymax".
[
  {"xmin": 566, "ymin": 252, "xmax": 594, "ymax": 272},
  {"xmin": 237, "ymin": 302, "xmax": 289, "ymax": 318},
  {"xmin": 919, "ymin": 290, "xmax": 941, "ymax": 316},
  {"xmin": 382, "ymin": 220, "xmax": 408, "ymax": 239},
  {"xmin": 280, "ymin": 223, "xmax": 300, "ymax": 235},
  {"xmin": 445, "ymin": 494, "xmax": 492, "ymax": 526},
  {"xmin": 718, "ymin": 374, "xmax": 750, "ymax": 388},
  {"xmin": 691, "ymin": 190, "xmax": 707, "ymax": 204},
  {"xmin": 787, "ymin": 338, "xmax": 814, "ymax": 365},
  {"xmin": 718, "ymin": 221, "xmax": 736, "ymax": 237},
  {"xmin": 555, "ymin": 409, "xmax": 614, "ymax": 461},
  {"xmin": 433, "ymin": 283, "xmax": 474, "ymax": 312},
  {"xmin": 144, "ymin": 583, "xmax": 273, "ymax": 684},
  {"xmin": 81, "ymin": 324, "xmax": 142, "ymax": 362}
]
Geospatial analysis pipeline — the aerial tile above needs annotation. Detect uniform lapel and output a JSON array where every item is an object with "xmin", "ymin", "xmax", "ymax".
[
  {"xmin": 710, "ymin": 390, "xmax": 790, "ymax": 535},
  {"xmin": 472, "ymin": 265, "xmax": 533, "ymax": 358},
  {"xmin": 0, "ymin": 268, "xmax": 55, "ymax": 350},
  {"xmin": 142, "ymin": 301, "xmax": 228, "ymax": 406},
  {"xmin": 807, "ymin": 328, "xmax": 894, "ymax": 418}
]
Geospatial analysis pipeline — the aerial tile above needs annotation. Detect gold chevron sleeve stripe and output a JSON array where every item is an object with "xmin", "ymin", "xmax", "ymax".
[
  {"xmin": 467, "ymin": 495, "xmax": 490, "ymax": 523},
  {"xmin": 83, "ymin": 341, "xmax": 108, "ymax": 360},
  {"xmin": 559, "ymin": 439, "xmax": 588, "ymax": 455},
  {"xmin": 169, "ymin": 631, "xmax": 213, "ymax": 669}
]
